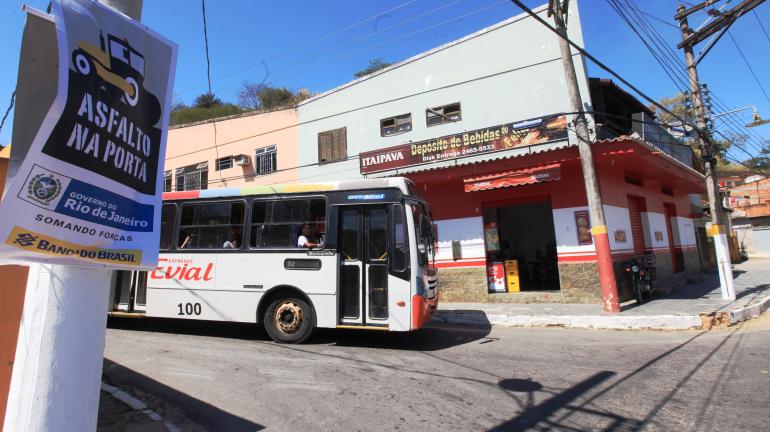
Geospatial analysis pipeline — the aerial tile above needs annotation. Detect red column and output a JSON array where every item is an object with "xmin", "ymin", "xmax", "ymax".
[{"xmin": 593, "ymin": 226, "xmax": 620, "ymax": 312}]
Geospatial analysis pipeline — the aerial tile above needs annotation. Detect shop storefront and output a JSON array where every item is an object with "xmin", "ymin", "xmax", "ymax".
[{"xmin": 360, "ymin": 119, "xmax": 706, "ymax": 304}]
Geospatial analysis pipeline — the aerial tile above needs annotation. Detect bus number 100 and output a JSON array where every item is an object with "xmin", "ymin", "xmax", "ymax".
[{"xmin": 177, "ymin": 302, "xmax": 202, "ymax": 316}]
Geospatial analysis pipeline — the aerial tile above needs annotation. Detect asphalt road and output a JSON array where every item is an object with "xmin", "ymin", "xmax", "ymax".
[{"xmin": 102, "ymin": 315, "xmax": 770, "ymax": 431}]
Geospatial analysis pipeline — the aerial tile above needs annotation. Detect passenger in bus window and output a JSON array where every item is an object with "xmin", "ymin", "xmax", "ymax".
[
  {"xmin": 222, "ymin": 230, "xmax": 240, "ymax": 249},
  {"xmin": 297, "ymin": 224, "xmax": 320, "ymax": 248},
  {"xmin": 179, "ymin": 231, "xmax": 194, "ymax": 249}
]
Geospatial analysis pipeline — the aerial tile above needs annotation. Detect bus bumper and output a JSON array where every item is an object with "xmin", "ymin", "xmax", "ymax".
[{"xmin": 411, "ymin": 292, "xmax": 439, "ymax": 330}]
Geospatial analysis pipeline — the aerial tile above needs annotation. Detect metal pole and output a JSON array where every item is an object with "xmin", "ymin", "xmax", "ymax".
[
  {"xmin": 3, "ymin": 2, "xmax": 144, "ymax": 431},
  {"xmin": 678, "ymin": 4, "xmax": 735, "ymax": 299},
  {"xmin": 553, "ymin": 8, "xmax": 621, "ymax": 312}
]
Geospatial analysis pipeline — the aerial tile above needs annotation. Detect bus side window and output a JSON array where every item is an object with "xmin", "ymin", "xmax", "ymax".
[
  {"xmin": 178, "ymin": 201, "xmax": 245, "ymax": 250},
  {"xmin": 250, "ymin": 198, "xmax": 326, "ymax": 249},
  {"xmin": 159, "ymin": 204, "xmax": 176, "ymax": 250},
  {"xmin": 391, "ymin": 206, "xmax": 408, "ymax": 272}
]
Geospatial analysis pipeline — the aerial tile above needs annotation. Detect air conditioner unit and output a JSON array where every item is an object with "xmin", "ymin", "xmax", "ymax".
[{"xmin": 234, "ymin": 154, "xmax": 251, "ymax": 166}]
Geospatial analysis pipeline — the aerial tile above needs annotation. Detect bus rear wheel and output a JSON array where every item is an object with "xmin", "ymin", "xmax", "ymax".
[{"xmin": 264, "ymin": 297, "xmax": 314, "ymax": 344}]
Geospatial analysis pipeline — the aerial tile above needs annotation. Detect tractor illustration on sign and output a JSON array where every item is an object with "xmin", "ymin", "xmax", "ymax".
[{"xmin": 71, "ymin": 32, "xmax": 145, "ymax": 107}]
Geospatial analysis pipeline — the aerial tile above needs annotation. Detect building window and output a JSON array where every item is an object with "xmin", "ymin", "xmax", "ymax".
[
  {"xmin": 625, "ymin": 175, "xmax": 643, "ymax": 187},
  {"xmin": 178, "ymin": 201, "xmax": 245, "ymax": 250},
  {"xmin": 380, "ymin": 114, "xmax": 412, "ymax": 136},
  {"xmin": 250, "ymin": 198, "xmax": 326, "ymax": 249},
  {"xmin": 318, "ymin": 127, "xmax": 347, "ymax": 163},
  {"xmin": 216, "ymin": 156, "xmax": 234, "ymax": 171},
  {"xmin": 255, "ymin": 145, "xmax": 277, "ymax": 176},
  {"xmin": 175, "ymin": 162, "xmax": 208, "ymax": 191},
  {"xmin": 163, "ymin": 170, "xmax": 172, "ymax": 192},
  {"xmin": 426, "ymin": 103, "xmax": 461, "ymax": 127}
]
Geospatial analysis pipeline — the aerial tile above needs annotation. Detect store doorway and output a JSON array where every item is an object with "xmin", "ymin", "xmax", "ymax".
[{"xmin": 483, "ymin": 199, "xmax": 560, "ymax": 291}]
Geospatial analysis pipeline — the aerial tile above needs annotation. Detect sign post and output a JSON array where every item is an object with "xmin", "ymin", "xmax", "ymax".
[{"xmin": 2, "ymin": 1, "xmax": 175, "ymax": 430}]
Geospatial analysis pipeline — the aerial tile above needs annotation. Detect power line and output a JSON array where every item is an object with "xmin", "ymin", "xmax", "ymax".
[
  {"xmin": 177, "ymin": 110, "xmax": 724, "ymax": 188},
  {"xmin": 207, "ymin": 0, "xmax": 499, "ymax": 98},
  {"xmin": 606, "ymin": 0, "xmax": 690, "ymax": 92},
  {"xmin": 167, "ymin": 55, "xmax": 566, "ymax": 160},
  {"xmin": 176, "ymin": 0, "xmax": 424, "ymax": 96},
  {"xmin": 606, "ymin": 0, "xmax": 768, "ymax": 158},
  {"xmin": 201, "ymin": 0, "xmax": 225, "ymax": 185},
  {"xmin": 756, "ymin": 10, "xmax": 770, "ymax": 44},
  {"xmin": 709, "ymin": 90, "xmax": 769, "ymax": 151},
  {"xmin": 172, "ymin": 0, "xmax": 764, "ymax": 182},
  {"xmin": 627, "ymin": 4, "xmax": 680, "ymax": 29},
  {"xmin": 0, "ymin": 90, "xmax": 15, "ymax": 136},
  {"xmin": 507, "ymin": 0, "xmax": 706, "ymax": 144},
  {"xmin": 727, "ymin": 30, "xmax": 770, "ymax": 104},
  {"xmin": 196, "ymin": 0, "xmax": 719, "ymax": 163}
]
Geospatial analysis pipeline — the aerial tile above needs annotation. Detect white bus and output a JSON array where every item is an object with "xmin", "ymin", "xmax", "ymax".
[{"xmin": 109, "ymin": 178, "xmax": 438, "ymax": 343}]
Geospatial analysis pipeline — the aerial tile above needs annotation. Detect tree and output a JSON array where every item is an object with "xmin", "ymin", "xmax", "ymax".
[
  {"xmin": 237, "ymin": 83, "xmax": 307, "ymax": 110},
  {"xmin": 354, "ymin": 58, "xmax": 392, "ymax": 79},
  {"xmin": 256, "ymin": 86, "xmax": 294, "ymax": 110},
  {"xmin": 238, "ymin": 82, "xmax": 264, "ymax": 110},
  {"xmin": 194, "ymin": 92, "xmax": 223, "ymax": 109},
  {"xmin": 170, "ymin": 101, "xmax": 188, "ymax": 113},
  {"xmin": 648, "ymin": 93, "xmax": 694, "ymax": 125}
]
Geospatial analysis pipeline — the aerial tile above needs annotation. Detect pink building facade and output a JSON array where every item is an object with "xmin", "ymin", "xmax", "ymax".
[{"xmin": 164, "ymin": 109, "xmax": 300, "ymax": 192}]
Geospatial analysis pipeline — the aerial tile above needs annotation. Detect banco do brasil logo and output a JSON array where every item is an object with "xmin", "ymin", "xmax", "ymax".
[{"xmin": 27, "ymin": 173, "xmax": 62, "ymax": 205}]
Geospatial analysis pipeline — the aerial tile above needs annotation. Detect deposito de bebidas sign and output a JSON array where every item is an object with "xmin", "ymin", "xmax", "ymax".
[{"xmin": 0, "ymin": 0, "xmax": 177, "ymax": 269}]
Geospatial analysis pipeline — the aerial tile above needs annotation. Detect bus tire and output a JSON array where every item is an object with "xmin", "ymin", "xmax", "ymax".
[{"xmin": 264, "ymin": 297, "xmax": 315, "ymax": 344}]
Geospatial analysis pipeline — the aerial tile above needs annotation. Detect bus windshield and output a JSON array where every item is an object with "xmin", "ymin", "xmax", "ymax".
[{"xmin": 411, "ymin": 201, "xmax": 434, "ymax": 266}]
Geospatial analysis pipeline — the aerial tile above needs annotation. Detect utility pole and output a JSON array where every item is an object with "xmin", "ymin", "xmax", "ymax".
[
  {"xmin": 675, "ymin": 0, "xmax": 765, "ymax": 299},
  {"xmin": 549, "ymin": 1, "xmax": 620, "ymax": 313},
  {"xmin": 3, "ymin": 2, "xmax": 143, "ymax": 431}
]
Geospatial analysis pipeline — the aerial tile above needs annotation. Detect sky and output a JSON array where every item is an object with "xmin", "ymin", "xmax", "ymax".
[{"xmin": 0, "ymin": 0, "xmax": 768, "ymax": 162}]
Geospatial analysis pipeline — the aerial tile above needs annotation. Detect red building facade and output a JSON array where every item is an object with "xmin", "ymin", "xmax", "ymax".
[{"xmin": 365, "ymin": 134, "xmax": 706, "ymax": 303}]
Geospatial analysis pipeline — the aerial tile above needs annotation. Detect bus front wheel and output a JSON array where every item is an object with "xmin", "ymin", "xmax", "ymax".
[{"xmin": 264, "ymin": 297, "xmax": 315, "ymax": 344}]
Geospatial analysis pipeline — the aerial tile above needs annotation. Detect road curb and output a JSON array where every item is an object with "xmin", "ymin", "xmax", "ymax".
[
  {"xmin": 729, "ymin": 294, "xmax": 770, "ymax": 326},
  {"xmin": 101, "ymin": 382, "xmax": 180, "ymax": 432},
  {"xmin": 433, "ymin": 311, "xmax": 704, "ymax": 330}
]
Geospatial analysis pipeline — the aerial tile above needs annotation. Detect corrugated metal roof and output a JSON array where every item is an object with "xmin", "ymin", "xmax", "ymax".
[{"xmin": 365, "ymin": 140, "xmax": 574, "ymax": 178}]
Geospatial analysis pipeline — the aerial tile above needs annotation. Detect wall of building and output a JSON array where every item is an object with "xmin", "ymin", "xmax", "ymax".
[
  {"xmin": 296, "ymin": 2, "xmax": 592, "ymax": 183},
  {"xmin": 165, "ymin": 109, "xmax": 299, "ymax": 189},
  {"xmin": 595, "ymin": 161, "xmax": 699, "ymax": 279},
  {"xmin": 728, "ymin": 178, "xmax": 770, "ymax": 208}
]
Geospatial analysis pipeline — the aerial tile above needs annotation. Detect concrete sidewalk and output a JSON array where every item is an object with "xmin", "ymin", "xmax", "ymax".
[{"xmin": 434, "ymin": 258, "xmax": 770, "ymax": 330}]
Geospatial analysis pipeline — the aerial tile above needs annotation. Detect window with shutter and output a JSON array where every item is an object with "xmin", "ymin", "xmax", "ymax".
[
  {"xmin": 318, "ymin": 128, "xmax": 346, "ymax": 163},
  {"xmin": 318, "ymin": 131, "xmax": 332, "ymax": 163}
]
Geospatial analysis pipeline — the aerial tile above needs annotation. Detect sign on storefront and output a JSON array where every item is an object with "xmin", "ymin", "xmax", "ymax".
[
  {"xmin": 359, "ymin": 114, "xmax": 568, "ymax": 174},
  {"xmin": 0, "ymin": 0, "xmax": 177, "ymax": 269}
]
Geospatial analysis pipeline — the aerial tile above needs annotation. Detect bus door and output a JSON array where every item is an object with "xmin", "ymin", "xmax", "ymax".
[
  {"xmin": 112, "ymin": 270, "xmax": 147, "ymax": 313},
  {"xmin": 338, "ymin": 205, "xmax": 389, "ymax": 326}
]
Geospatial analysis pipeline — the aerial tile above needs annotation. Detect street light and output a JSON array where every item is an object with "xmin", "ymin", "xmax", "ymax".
[
  {"xmin": 709, "ymin": 106, "xmax": 769, "ymax": 128},
  {"xmin": 663, "ymin": 106, "xmax": 768, "ymax": 135},
  {"xmin": 746, "ymin": 111, "xmax": 770, "ymax": 128}
]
